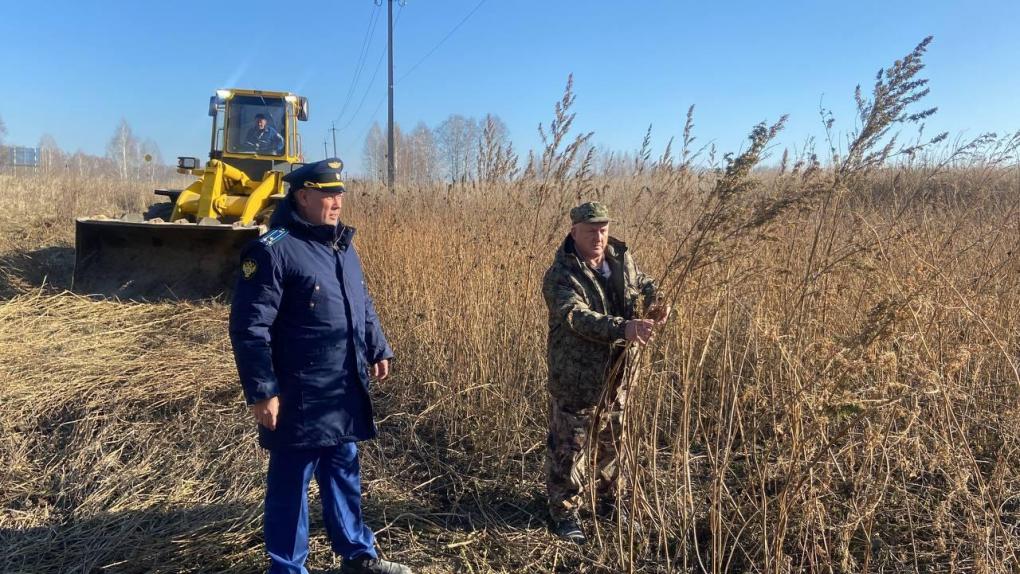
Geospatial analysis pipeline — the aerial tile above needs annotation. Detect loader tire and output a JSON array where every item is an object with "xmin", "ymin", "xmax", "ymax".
[{"xmin": 144, "ymin": 202, "xmax": 174, "ymax": 222}]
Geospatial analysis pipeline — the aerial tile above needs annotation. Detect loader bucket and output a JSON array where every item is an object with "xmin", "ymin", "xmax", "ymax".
[{"xmin": 73, "ymin": 218, "xmax": 262, "ymax": 300}]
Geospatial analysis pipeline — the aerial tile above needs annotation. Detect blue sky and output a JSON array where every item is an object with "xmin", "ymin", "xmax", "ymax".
[{"xmin": 1, "ymin": 0, "xmax": 1017, "ymax": 175}]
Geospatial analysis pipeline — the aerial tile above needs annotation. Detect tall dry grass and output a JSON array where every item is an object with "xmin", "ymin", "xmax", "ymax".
[{"xmin": 2, "ymin": 39, "xmax": 1020, "ymax": 573}]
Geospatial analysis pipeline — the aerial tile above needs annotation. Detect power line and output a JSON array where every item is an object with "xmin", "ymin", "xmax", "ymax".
[
  {"xmin": 351, "ymin": 0, "xmax": 488, "ymax": 155},
  {"xmin": 321, "ymin": 2, "xmax": 383, "ymax": 158},
  {"xmin": 325, "ymin": 3, "xmax": 403, "ymax": 152},
  {"xmin": 352, "ymin": 94, "xmax": 388, "ymax": 159},
  {"xmin": 311, "ymin": 1, "xmax": 488, "ymax": 163},
  {"xmin": 336, "ymin": 2, "xmax": 403, "ymax": 133},
  {"xmin": 338, "ymin": 48, "xmax": 387, "ymax": 133},
  {"xmin": 396, "ymin": 0, "xmax": 488, "ymax": 85},
  {"xmin": 332, "ymin": 5, "xmax": 382, "ymax": 125}
]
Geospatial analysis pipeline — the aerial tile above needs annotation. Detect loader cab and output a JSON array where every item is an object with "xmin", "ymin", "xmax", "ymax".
[{"xmin": 208, "ymin": 89, "xmax": 309, "ymax": 179}]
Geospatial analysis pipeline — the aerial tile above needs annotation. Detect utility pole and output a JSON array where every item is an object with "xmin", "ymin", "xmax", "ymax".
[
  {"xmin": 386, "ymin": 0, "xmax": 395, "ymax": 190},
  {"xmin": 323, "ymin": 139, "xmax": 329, "ymax": 160},
  {"xmin": 329, "ymin": 122, "xmax": 338, "ymax": 158}
]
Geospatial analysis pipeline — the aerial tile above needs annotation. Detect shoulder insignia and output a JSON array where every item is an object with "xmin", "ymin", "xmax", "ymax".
[
  {"xmin": 241, "ymin": 259, "xmax": 258, "ymax": 279},
  {"xmin": 259, "ymin": 228, "xmax": 290, "ymax": 247}
]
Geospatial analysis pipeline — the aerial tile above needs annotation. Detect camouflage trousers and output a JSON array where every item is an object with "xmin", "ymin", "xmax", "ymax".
[{"xmin": 546, "ymin": 383, "xmax": 630, "ymax": 521}]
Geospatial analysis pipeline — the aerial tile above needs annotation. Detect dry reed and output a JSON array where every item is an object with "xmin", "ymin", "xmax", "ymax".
[{"xmin": 2, "ymin": 39, "xmax": 1020, "ymax": 573}]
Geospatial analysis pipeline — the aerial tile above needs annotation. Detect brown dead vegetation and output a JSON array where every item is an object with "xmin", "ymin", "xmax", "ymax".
[{"xmin": 2, "ymin": 39, "xmax": 1020, "ymax": 573}]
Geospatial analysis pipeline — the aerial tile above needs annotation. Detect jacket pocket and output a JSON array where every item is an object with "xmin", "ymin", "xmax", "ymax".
[{"xmin": 293, "ymin": 344, "xmax": 357, "ymax": 400}]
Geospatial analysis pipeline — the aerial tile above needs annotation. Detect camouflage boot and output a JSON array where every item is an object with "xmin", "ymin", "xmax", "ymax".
[{"xmin": 550, "ymin": 513, "xmax": 587, "ymax": 545}]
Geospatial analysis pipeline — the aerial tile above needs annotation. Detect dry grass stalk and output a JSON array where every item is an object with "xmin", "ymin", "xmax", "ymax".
[{"xmin": 2, "ymin": 38, "xmax": 1020, "ymax": 573}]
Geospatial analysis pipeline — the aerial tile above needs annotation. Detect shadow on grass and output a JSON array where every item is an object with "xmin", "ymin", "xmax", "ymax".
[
  {"xmin": 0, "ymin": 245, "xmax": 74, "ymax": 298},
  {"xmin": 0, "ymin": 244, "xmax": 234, "ymax": 304},
  {"xmin": 0, "ymin": 490, "xmax": 446, "ymax": 574},
  {"xmin": 0, "ymin": 502, "xmax": 263, "ymax": 573}
]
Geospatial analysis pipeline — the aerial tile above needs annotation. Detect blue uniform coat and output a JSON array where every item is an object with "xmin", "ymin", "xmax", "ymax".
[{"xmin": 229, "ymin": 198, "xmax": 394, "ymax": 450}]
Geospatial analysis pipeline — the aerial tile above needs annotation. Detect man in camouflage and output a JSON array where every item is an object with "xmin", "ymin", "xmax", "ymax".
[{"xmin": 542, "ymin": 201, "xmax": 669, "ymax": 544}]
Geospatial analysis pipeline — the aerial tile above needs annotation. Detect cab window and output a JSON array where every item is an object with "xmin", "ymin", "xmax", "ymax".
[{"xmin": 225, "ymin": 95, "xmax": 287, "ymax": 156}]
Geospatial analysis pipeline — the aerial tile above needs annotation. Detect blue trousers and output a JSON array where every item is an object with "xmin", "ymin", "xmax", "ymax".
[{"xmin": 265, "ymin": 442, "xmax": 377, "ymax": 574}]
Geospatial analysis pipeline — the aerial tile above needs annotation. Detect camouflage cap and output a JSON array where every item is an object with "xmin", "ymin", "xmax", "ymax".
[{"xmin": 570, "ymin": 201, "xmax": 613, "ymax": 225}]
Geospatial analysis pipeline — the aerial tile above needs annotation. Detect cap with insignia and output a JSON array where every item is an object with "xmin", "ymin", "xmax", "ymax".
[
  {"xmin": 570, "ymin": 201, "xmax": 613, "ymax": 224},
  {"xmin": 282, "ymin": 157, "xmax": 346, "ymax": 193}
]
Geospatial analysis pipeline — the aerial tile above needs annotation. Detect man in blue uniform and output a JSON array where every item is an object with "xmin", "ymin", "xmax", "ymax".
[
  {"xmin": 229, "ymin": 158, "xmax": 412, "ymax": 574},
  {"xmin": 243, "ymin": 113, "xmax": 285, "ymax": 154}
]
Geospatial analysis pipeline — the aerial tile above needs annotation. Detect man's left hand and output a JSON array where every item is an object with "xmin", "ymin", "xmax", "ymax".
[{"xmin": 371, "ymin": 359, "xmax": 390, "ymax": 381}]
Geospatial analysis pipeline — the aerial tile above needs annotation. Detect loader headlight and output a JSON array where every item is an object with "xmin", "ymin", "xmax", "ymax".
[
  {"xmin": 178, "ymin": 156, "xmax": 201, "ymax": 170},
  {"xmin": 216, "ymin": 89, "xmax": 232, "ymax": 99},
  {"xmin": 285, "ymin": 95, "xmax": 298, "ymax": 103}
]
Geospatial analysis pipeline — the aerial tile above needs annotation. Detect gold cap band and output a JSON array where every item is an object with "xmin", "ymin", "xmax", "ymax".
[{"xmin": 302, "ymin": 180, "xmax": 345, "ymax": 190}]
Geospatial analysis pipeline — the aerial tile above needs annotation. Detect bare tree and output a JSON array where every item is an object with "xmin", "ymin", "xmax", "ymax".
[
  {"xmin": 38, "ymin": 134, "xmax": 63, "ymax": 171},
  {"xmin": 435, "ymin": 114, "xmax": 480, "ymax": 182},
  {"xmin": 402, "ymin": 122, "xmax": 439, "ymax": 185},
  {"xmin": 106, "ymin": 119, "xmax": 140, "ymax": 179},
  {"xmin": 362, "ymin": 123, "xmax": 386, "ymax": 181}
]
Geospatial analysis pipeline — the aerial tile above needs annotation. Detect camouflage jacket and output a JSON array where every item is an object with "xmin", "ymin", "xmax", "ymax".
[{"xmin": 542, "ymin": 234, "xmax": 657, "ymax": 409}]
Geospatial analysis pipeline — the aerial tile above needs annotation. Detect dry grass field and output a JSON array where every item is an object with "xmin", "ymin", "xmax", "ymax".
[{"xmin": 2, "ymin": 45, "xmax": 1020, "ymax": 573}]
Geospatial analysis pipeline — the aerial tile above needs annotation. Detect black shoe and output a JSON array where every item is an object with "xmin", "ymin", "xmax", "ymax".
[
  {"xmin": 340, "ymin": 556, "xmax": 413, "ymax": 574},
  {"xmin": 551, "ymin": 516, "xmax": 587, "ymax": 545}
]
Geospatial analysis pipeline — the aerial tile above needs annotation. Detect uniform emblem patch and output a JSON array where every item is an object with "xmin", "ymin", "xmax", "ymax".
[
  {"xmin": 242, "ymin": 259, "xmax": 258, "ymax": 279},
  {"xmin": 327, "ymin": 160, "xmax": 342, "ymax": 169}
]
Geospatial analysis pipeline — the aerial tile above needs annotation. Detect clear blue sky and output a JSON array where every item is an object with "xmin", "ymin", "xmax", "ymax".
[{"xmin": 2, "ymin": 0, "xmax": 1017, "ymax": 175}]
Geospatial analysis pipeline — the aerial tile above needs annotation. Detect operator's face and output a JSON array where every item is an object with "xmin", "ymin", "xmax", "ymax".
[
  {"xmin": 571, "ymin": 222, "xmax": 609, "ymax": 261},
  {"xmin": 296, "ymin": 188, "xmax": 344, "ymax": 226},
  {"xmin": 256, "ymin": 117, "xmax": 267, "ymax": 130}
]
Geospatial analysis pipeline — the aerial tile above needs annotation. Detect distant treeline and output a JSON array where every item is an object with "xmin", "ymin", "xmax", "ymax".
[{"xmin": 0, "ymin": 115, "xmax": 178, "ymax": 181}]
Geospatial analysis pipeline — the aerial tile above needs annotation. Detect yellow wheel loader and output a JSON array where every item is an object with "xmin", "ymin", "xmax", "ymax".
[{"xmin": 74, "ymin": 88, "xmax": 310, "ymax": 299}]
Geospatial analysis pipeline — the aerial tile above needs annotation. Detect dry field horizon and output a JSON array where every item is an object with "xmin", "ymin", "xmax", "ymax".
[{"xmin": 3, "ymin": 42, "xmax": 1020, "ymax": 573}]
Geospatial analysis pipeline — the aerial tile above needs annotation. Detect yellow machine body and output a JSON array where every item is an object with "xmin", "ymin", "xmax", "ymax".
[
  {"xmin": 171, "ymin": 159, "xmax": 283, "ymax": 224},
  {"xmin": 73, "ymin": 88, "xmax": 310, "ymax": 299}
]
